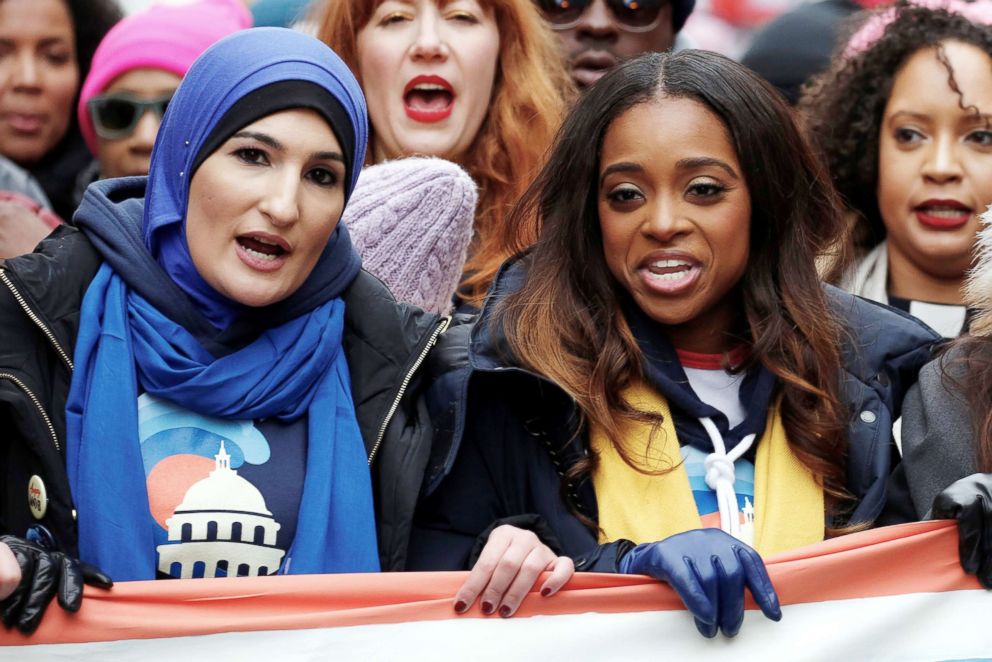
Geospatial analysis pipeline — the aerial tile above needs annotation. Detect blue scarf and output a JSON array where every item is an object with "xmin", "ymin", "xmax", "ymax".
[
  {"xmin": 66, "ymin": 28, "xmax": 379, "ymax": 580},
  {"xmin": 66, "ymin": 265, "xmax": 379, "ymax": 580}
]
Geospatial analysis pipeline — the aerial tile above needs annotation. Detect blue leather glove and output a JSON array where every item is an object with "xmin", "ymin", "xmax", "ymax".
[
  {"xmin": 931, "ymin": 472, "xmax": 992, "ymax": 588},
  {"xmin": 618, "ymin": 529, "xmax": 781, "ymax": 638}
]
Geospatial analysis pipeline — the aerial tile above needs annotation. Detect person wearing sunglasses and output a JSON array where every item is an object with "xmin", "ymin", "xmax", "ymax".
[
  {"xmin": 535, "ymin": 0, "xmax": 695, "ymax": 87},
  {"xmin": 77, "ymin": 0, "xmax": 251, "ymax": 183}
]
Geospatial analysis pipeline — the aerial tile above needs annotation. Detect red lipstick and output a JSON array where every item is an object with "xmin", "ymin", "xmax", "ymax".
[
  {"xmin": 914, "ymin": 199, "xmax": 973, "ymax": 230},
  {"xmin": 403, "ymin": 75, "xmax": 454, "ymax": 123}
]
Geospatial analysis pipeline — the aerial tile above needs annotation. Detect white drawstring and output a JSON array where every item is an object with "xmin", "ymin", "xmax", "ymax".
[{"xmin": 699, "ymin": 417, "xmax": 755, "ymax": 540}]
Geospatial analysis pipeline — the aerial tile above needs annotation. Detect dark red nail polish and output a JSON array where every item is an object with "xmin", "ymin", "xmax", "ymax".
[
  {"xmin": 454, "ymin": 601, "xmax": 467, "ymax": 613},
  {"xmin": 499, "ymin": 605, "xmax": 512, "ymax": 618},
  {"xmin": 481, "ymin": 601, "xmax": 494, "ymax": 615},
  {"xmin": 541, "ymin": 588, "xmax": 552, "ymax": 597}
]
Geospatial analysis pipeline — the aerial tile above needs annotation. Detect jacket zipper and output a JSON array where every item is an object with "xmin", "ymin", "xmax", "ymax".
[
  {"xmin": 368, "ymin": 316, "xmax": 451, "ymax": 465},
  {"xmin": 1, "ymin": 265, "xmax": 450, "ymax": 463},
  {"xmin": 0, "ymin": 373, "xmax": 60, "ymax": 453},
  {"xmin": 0, "ymin": 269, "xmax": 74, "ymax": 371}
]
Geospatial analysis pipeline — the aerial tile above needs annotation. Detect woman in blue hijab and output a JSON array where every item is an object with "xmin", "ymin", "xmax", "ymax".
[{"xmin": 0, "ymin": 28, "xmax": 564, "ymax": 634}]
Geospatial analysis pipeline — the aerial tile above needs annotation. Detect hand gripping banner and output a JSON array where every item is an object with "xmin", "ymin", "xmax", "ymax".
[{"xmin": 1, "ymin": 521, "xmax": 990, "ymax": 661}]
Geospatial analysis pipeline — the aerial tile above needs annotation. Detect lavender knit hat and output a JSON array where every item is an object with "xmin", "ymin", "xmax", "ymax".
[{"xmin": 343, "ymin": 158, "xmax": 477, "ymax": 315}]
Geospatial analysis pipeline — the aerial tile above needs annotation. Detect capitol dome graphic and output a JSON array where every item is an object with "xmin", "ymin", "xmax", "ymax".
[{"xmin": 156, "ymin": 441, "xmax": 284, "ymax": 578}]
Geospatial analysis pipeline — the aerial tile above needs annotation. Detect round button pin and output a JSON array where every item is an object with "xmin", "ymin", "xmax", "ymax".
[{"xmin": 28, "ymin": 475, "xmax": 47, "ymax": 520}]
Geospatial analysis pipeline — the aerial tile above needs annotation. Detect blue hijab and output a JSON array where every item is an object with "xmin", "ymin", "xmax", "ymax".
[{"xmin": 66, "ymin": 28, "xmax": 380, "ymax": 581}]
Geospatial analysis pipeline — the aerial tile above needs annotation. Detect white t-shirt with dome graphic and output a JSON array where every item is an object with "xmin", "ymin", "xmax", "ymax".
[{"xmin": 138, "ymin": 394, "xmax": 307, "ymax": 579}]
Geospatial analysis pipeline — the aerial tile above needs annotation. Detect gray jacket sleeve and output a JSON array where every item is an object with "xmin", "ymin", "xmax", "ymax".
[
  {"xmin": 0, "ymin": 155, "xmax": 51, "ymax": 209},
  {"xmin": 900, "ymin": 350, "xmax": 978, "ymax": 518}
]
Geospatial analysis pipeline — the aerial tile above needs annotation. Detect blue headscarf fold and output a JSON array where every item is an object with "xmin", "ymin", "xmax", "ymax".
[{"xmin": 66, "ymin": 28, "xmax": 379, "ymax": 580}]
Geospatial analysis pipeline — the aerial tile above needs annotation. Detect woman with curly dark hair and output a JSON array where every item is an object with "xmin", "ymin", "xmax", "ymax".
[
  {"xmin": 0, "ymin": 0, "xmax": 122, "ymax": 221},
  {"xmin": 802, "ymin": 0, "xmax": 992, "ymax": 338},
  {"xmin": 411, "ymin": 49, "xmax": 937, "ymax": 639}
]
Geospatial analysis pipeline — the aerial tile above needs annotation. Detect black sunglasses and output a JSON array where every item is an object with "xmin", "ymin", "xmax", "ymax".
[
  {"xmin": 535, "ymin": 0, "xmax": 668, "ymax": 32},
  {"xmin": 88, "ymin": 92, "xmax": 173, "ymax": 140}
]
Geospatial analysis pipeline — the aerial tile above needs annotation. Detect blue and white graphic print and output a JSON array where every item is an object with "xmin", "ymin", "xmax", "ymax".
[
  {"xmin": 138, "ymin": 394, "xmax": 306, "ymax": 579},
  {"xmin": 681, "ymin": 445, "xmax": 756, "ymax": 545}
]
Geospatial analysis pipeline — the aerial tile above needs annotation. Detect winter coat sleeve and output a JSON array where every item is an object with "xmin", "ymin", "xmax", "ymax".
[
  {"xmin": 895, "ymin": 351, "xmax": 979, "ymax": 519},
  {"xmin": 409, "ymin": 371, "xmax": 604, "ymax": 571},
  {"xmin": 407, "ymin": 389, "xmax": 525, "ymax": 571}
]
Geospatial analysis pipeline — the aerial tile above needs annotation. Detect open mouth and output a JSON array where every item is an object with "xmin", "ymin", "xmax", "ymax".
[
  {"xmin": 237, "ymin": 235, "xmax": 286, "ymax": 261},
  {"xmin": 639, "ymin": 256, "xmax": 702, "ymax": 295},
  {"xmin": 235, "ymin": 233, "xmax": 291, "ymax": 272},
  {"xmin": 645, "ymin": 259, "xmax": 696, "ymax": 281},
  {"xmin": 914, "ymin": 200, "xmax": 973, "ymax": 229},
  {"xmin": 403, "ymin": 76, "xmax": 454, "ymax": 123}
]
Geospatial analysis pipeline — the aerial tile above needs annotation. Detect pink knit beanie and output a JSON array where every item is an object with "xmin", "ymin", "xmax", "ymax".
[
  {"xmin": 77, "ymin": 0, "xmax": 252, "ymax": 156},
  {"xmin": 343, "ymin": 158, "xmax": 477, "ymax": 315}
]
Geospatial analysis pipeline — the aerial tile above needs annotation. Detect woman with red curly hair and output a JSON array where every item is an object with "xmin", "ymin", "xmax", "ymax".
[{"xmin": 316, "ymin": 0, "xmax": 572, "ymax": 308}]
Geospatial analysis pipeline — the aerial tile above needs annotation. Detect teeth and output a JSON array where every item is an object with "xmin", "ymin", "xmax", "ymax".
[
  {"xmin": 923, "ymin": 207, "xmax": 970, "ymax": 217},
  {"xmin": 649, "ymin": 259, "xmax": 692, "ymax": 269},
  {"xmin": 413, "ymin": 83, "xmax": 447, "ymax": 92},
  {"xmin": 647, "ymin": 271, "xmax": 691, "ymax": 281},
  {"xmin": 243, "ymin": 245, "xmax": 278, "ymax": 261},
  {"xmin": 251, "ymin": 236, "xmax": 279, "ymax": 246}
]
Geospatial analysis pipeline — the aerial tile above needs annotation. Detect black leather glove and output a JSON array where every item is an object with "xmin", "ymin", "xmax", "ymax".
[
  {"xmin": 931, "ymin": 472, "xmax": 992, "ymax": 589},
  {"xmin": 0, "ymin": 535, "xmax": 112, "ymax": 634}
]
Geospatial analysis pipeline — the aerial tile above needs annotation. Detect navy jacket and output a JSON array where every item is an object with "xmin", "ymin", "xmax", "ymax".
[{"xmin": 409, "ymin": 258, "xmax": 940, "ymax": 572}]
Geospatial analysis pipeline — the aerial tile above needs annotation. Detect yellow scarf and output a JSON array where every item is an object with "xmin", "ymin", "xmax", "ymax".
[{"xmin": 589, "ymin": 381, "xmax": 824, "ymax": 557}]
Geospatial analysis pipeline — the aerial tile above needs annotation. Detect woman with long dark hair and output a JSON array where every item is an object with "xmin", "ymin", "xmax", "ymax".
[{"xmin": 412, "ymin": 49, "xmax": 938, "ymax": 637}]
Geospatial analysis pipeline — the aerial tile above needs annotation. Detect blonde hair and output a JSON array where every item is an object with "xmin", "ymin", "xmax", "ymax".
[{"xmin": 315, "ymin": 0, "xmax": 573, "ymax": 305}]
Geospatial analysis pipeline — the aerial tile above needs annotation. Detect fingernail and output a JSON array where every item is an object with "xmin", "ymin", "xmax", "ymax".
[
  {"xmin": 454, "ymin": 601, "xmax": 467, "ymax": 613},
  {"xmin": 498, "ymin": 605, "xmax": 512, "ymax": 618},
  {"xmin": 540, "ymin": 588, "xmax": 552, "ymax": 597},
  {"xmin": 481, "ymin": 601, "xmax": 494, "ymax": 615}
]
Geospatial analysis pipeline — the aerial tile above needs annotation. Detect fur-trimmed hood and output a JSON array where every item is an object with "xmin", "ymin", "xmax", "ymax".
[{"xmin": 964, "ymin": 206, "xmax": 992, "ymax": 335}]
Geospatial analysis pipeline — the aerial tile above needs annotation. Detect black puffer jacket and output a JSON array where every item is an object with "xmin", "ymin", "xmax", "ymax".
[
  {"xmin": 0, "ymin": 225, "xmax": 453, "ymax": 571},
  {"xmin": 409, "ymin": 257, "xmax": 940, "ymax": 573}
]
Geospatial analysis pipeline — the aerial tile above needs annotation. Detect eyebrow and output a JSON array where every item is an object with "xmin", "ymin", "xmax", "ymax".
[
  {"xmin": 599, "ymin": 162, "xmax": 642, "ymax": 187},
  {"xmin": 675, "ymin": 157, "xmax": 739, "ymax": 179},
  {"xmin": 231, "ymin": 131, "xmax": 345, "ymax": 163},
  {"xmin": 599, "ymin": 157, "xmax": 738, "ymax": 187},
  {"xmin": 889, "ymin": 109, "xmax": 992, "ymax": 126},
  {"xmin": 0, "ymin": 37, "xmax": 70, "ymax": 46},
  {"xmin": 888, "ymin": 111, "xmax": 932, "ymax": 123}
]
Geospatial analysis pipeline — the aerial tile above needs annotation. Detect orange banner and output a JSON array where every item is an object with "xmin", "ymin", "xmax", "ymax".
[{"xmin": 0, "ymin": 520, "xmax": 978, "ymax": 648}]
